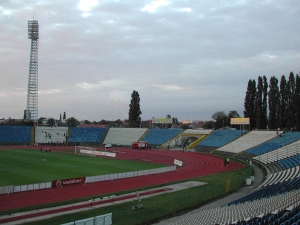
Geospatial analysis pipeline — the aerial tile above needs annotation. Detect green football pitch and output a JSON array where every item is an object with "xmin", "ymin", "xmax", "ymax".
[{"xmin": 0, "ymin": 148, "xmax": 166, "ymax": 186}]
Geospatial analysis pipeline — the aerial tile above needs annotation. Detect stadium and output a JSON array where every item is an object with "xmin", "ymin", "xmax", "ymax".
[
  {"xmin": 1, "ymin": 17, "xmax": 300, "ymax": 225},
  {"xmin": 0, "ymin": 126, "xmax": 300, "ymax": 225}
]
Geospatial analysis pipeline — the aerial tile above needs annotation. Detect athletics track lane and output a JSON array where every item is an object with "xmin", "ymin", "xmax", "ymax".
[
  {"xmin": 0, "ymin": 188, "xmax": 170, "ymax": 224},
  {"xmin": 0, "ymin": 148, "xmax": 244, "ymax": 212}
]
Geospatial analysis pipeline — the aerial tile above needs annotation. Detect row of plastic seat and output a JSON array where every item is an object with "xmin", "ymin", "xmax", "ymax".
[
  {"xmin": 0, "ymin": 126, "xmax": 31, "ymax": 143},
  {"xmin": 246, "ymin": 132, "xmax": 300, "ymax": 155},
  {"xmin": 141, "ymin": 129, "xmax": 183, "ymax": 145},
  {"xmin": 279, "ymin": 155, "xmax": 300, "ymax": 170},
  {"xmin": 234, "ymin": 208, "xmax": 300, "ymax": 225},
  {"xmin": 35, "ymin": 127, "xmax": 68, "ymax": 144},
  {"xmin": 198, "ymin": 130, "xmax": 244, "ymax": 147},
  {"xmin": 69, "ymin": 127, "xmax": 107, "ymax": 143},
  {"xmin": 217, "ymin": 131, "xmax": 278, "ymax": 154},
  {"xmin": 253, "ymin": 140, "xmax": 300, "ymax": 165},
  {"xmin": 228, "ymin": 176, "xmax": 300, "ymax": 206},
  {"xmin": 166, "ymin": 189, "xmax": 300, "ymax": 225},
  {"xmin": 259, "ymin": 167, "xmax": 300, "ymax": 187},
  {"xmin": 103, "ymin": 128, "xmax": 148, "ymax": 145}
]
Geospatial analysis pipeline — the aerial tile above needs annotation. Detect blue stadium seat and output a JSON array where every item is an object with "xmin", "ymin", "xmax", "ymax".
[
  {"xmin": 69, "ymin": 127, "xmax": 107, "ymax": 143},
  {"xmin": 0, "ymin": 126, "xmax": 31, "ymax": 143},
  {"xmin": 278, "ymin": 154, "xmax": 300, "ymax": 170},
  {"xmin": 141, "ymin": 129, "xmax": 183, "ymax": 145},
  {"xmin": 247, "ymin": 132, "xmax": 300, "ymax": 155},
  {"xmin": 198, "ymin": 130, "xmax": 245, "ymax": 147}
]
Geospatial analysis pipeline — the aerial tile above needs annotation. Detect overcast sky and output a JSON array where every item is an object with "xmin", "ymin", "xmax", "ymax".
[{"xmin": 1, "ymin": 0, "xmax": 299, "ymax": 122}]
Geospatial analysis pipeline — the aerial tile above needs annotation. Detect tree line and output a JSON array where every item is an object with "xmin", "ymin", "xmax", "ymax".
[
  {"xmin": 244, "ymin": 71, "xmax": 300, "ymax": 130},
  {"xmin": 4, "ymin": 73, "xmax": 300, "ymax": 130}
]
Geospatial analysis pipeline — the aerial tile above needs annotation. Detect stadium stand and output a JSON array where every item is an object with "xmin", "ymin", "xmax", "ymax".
[
  {"xmin": 140, "ymin": 128, "xmax": 183, "ymax": 146},
  {"xmin": 0, "ymin": 126, "xmax": 31, "ymax": 144},
  {"xmin": 166, "ymin": 176, "xmax": 300, "ymax": 225},
  {"xmin": 3, "ymin": 126, "xmax": 300, "ymax": 225},
  {"xmin": 228, "ymin": 176, "xmax": 300, "ymax": 205},
  {"xmin": 252, "ymin": 139, "xmax": 300, "ymax": 164},
  {"xmin": 246, "ymin": 132, "xmax": 300, "ymax": 155},
  {"xmin": 217, "ymin": 130, "xmax": 278, "ymax": 154},
  {"xmin": 260, "ymin": 166, "xmax": 300, "ymax": 187},
  {"xmin": 195, "ymin": 129, "xmax": 246, "ymax": 153},
  {"xmin": 169, "ymin": 189, "xmax": 300, "ymax": 225},
  {"xmin": 35, "ymin": 127, "xmax": 68, "ymax": 145},
  {"xmin": 265, "ymin": 162, "xmax": 283, "ymax": 175},
  {"xmin": 162, "ymin": 130, "xmax": 300, "ymax": 224},
  {"xmin": 68, "ymin": 127, "xmax": 107, "ymax": 145},
  {"xmin": 159, "ymin": 129, "xmax": 212, "ymax": 150},
  {"xmin": 198, "ymin": 129, "xmax": 245, "ymax": 147},
  {"xmin": 278, "ymin": 155, "xmax": 300, "ymax": 170},
  {"xmin": 103, "ymin": 128, "xmax": 148, "ymax": 146}
]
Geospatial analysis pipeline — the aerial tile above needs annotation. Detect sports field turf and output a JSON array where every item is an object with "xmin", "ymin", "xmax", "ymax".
[{"xmin": 0, "ymin": 148, "xmax": 167, "ymax": 186}]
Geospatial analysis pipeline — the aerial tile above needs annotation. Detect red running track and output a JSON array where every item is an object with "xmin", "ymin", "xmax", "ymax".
[
  {"xmin": 0, "ymin": 147, "xmax": 244, "ymax": 212},
  {"xmin": 0, "ymin": 188, "xmax": 170, "ymax": 224}
]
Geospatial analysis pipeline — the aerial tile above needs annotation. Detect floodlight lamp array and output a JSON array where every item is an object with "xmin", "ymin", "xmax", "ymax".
[{"xmin": 28, "ymin": 20, "xmax": 39, "ymax": 40}]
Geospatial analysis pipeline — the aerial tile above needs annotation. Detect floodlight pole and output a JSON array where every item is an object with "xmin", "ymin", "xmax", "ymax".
[{"xmin": 26, "ymin": 20, "xmax": 39, "ymax": 124}]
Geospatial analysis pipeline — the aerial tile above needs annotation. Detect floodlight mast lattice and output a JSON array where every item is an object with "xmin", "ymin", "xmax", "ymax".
[{"xmin": 26, "ymin": 20, "xmax": 39, "ymax": 123}]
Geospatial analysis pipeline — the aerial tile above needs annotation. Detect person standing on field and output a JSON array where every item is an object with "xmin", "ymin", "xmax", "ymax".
[{"xmin": 226, "ymin": 157, "xmax": 230, "ymax": 166}]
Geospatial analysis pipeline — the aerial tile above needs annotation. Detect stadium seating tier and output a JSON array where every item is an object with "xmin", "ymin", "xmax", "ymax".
[
  {"xmin": 103, "ymin": 128, "xmax": 148, "ymax": 146},
  {"xmin": 35, "ymin": 127, "xmax": 69, "ymax": 144},
  {"xmin": 0, "ymin": 126, "xmax": 31, "ymax": 144},
  {"xmin": 68, "ymin": 127, "xmax": 107, "ymax": 144},
  {"xmin": 141, "ymin": 128, "xmax": 183, "ymax": 145}
]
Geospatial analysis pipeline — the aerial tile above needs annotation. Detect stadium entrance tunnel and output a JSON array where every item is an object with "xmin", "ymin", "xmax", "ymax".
[{"xmin": 183, "ymin": 136, "xmax": 199, "ymax": 147}]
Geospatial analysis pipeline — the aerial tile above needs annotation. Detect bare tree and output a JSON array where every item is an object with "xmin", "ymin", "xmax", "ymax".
[{"xmin": 211, "ymin": 111, "xmax": 228, "ymax": 129}]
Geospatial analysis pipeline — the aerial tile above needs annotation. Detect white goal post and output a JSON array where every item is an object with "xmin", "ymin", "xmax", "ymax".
[{"xmin": 75, "ymin": 146, "xmax": 96, "ymax": 156}]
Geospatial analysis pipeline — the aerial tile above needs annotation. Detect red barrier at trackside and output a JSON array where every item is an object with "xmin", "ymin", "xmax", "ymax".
[{"xmin": 52, "ymin": 177, "xmax": 86, "ymax": 188}]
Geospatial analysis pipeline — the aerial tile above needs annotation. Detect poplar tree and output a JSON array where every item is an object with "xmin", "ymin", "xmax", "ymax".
[
  {"xmin": 244, "ymin": 71, "xmax": 298, "ymax": 130},
  {"xmin": 244, "ymin": 79, "xmax": 256, "ymax": 129},
  {"xmin": 268, "ymin": 76, "xmax": 279, "ymax": 129},
  {"xmin": 255, "ymin": 76, "xmax": 263, "ymax": 129},
  {"xmin": 128, "ymin": 90, "xmax": 142, "ymax": 128},
  {"xmin": 286, "ymin": 72, "xmax": 296, "ymax": 128},
  {"xmin": 277, "ymin": 75, "xmax": 287, "ymax": 129},
  {"xmin": 262, "ymin": 76, "xmax": 268, "ymax": 129},
  {"xmin": 294, "ymin": 74, "xmax": 300, "ymax": 130}
]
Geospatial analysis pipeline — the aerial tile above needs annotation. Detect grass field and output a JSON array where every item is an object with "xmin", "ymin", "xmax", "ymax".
[{"xmin": 0, "ymin": 148, "xmax": 167, "ymax": 186}]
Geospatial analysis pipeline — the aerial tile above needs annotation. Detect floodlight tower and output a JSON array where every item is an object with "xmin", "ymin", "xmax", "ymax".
[{"xmin": 26, "ymin": 20, "xmax": 39, "ymax": 123}]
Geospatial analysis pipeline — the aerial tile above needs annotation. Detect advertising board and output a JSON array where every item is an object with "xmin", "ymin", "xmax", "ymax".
[
  {"xmin": 230, "ymin": 118, "xmax": 250, "ymax": 125},
  {"xmin": 52, "ymin": 177, "xmax": 86, "ymax": 187},
  {"xmin": 152, "ymin": 118, "xmax": 172, "ymax": 124}
]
